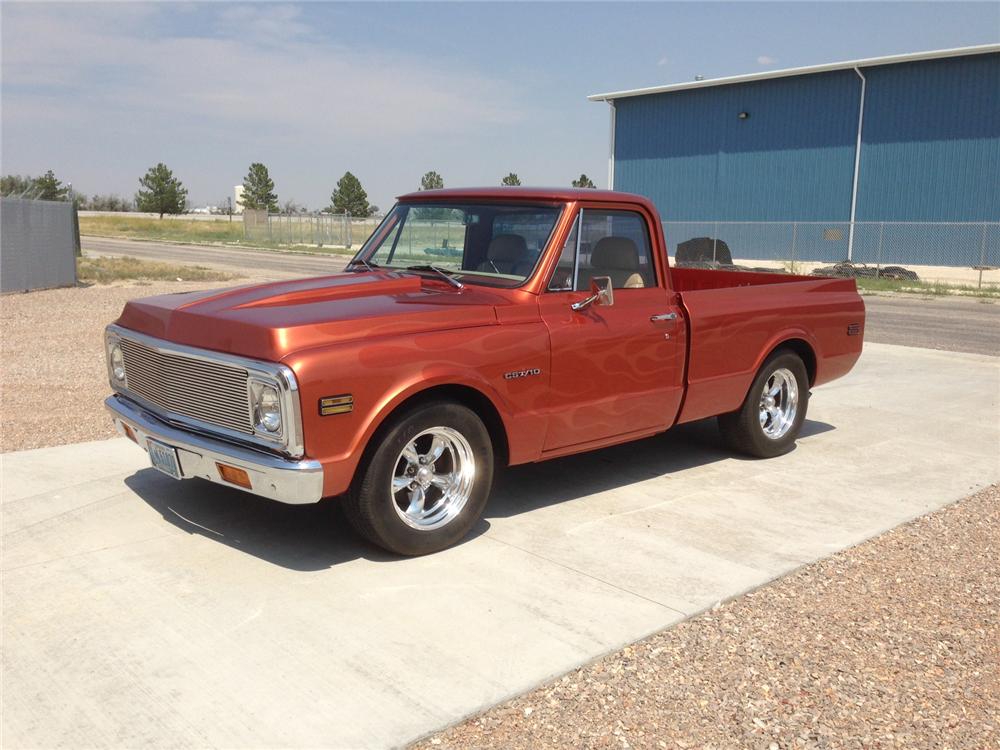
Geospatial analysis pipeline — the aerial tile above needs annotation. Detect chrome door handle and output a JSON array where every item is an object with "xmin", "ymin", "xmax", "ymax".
[{"xmin": 650, "ymin": 312, "xmax": 678, "ymax": 322}]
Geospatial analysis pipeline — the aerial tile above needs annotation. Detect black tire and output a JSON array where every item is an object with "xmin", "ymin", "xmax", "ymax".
[
  {"xmin": 718, "ymin": 350, "xmax": 809, "ymax": 458},
  {"xmin": 344, "ymin": 401, "xmax": 494, "ymax": 556}
]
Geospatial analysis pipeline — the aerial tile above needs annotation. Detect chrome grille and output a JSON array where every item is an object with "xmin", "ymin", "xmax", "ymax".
[{"xmin": 119, "ymin": 337, "xmax": 252, "ymax": 434}]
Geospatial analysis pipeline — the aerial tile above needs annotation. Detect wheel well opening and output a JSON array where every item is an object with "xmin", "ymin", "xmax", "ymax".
[
  {"xmin": 383, "ymin": 385, "xmax": 510, "ymax": 466},
  {"xmin": 775, "ymin": 339, "xmax": 817, "ymax": 385}
]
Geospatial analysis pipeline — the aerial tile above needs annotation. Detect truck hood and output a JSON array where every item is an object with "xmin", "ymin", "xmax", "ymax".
[{"xmin": 115, "ymin": 271, "xmax": 510, "ymax": 361}]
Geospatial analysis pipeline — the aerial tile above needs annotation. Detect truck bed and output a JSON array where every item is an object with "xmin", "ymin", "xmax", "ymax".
[
  {"xmin": 671, "ymin": 267, "xmax": 865, "ymax": 425},
  {"xmin": 670, "ymin": 266, "xmax": 830, "ymax": 292}
]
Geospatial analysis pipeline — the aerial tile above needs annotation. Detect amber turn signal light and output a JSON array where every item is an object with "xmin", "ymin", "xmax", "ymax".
[
  {"xmin": 320, "ymin": 394, "xmax": 354, "ymax": 416},
  {"xmin": 122, "ymin": 423, "xmax": 138, "ymax": 443},
  {"xmin": 216, "ymin": 463, "xmax": 252, "ymax": 489}
]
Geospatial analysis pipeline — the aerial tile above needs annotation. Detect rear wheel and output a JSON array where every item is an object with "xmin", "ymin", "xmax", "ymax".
[
  {"xmin": 345, "ymin": 402, "xmax": 494, "ymax": 556},
  {"xmin": 718, "ymin": 350, "xmax": 809, "ymax": 458}
]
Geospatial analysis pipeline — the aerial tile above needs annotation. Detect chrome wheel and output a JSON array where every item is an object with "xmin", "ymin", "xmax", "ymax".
[
  {"xmin": 758, "ymin": 367, "xmax": 799, "ymax": 439},
  {"xmin": 390, "ymin": 426, "xmax": 476, "ymax": 531}
]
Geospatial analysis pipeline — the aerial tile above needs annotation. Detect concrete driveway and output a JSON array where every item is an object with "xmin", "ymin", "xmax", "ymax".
[{"xmin": 3, "ymin": 343, "xmax": 998, "ymax": 749}]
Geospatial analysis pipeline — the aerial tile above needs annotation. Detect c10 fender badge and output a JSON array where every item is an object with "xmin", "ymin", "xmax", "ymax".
[{"xmin": 504, "ymin": 368, "xmax": 541, "ymax": 380}]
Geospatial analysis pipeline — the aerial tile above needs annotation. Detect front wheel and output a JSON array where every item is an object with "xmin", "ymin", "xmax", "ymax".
[
  {"xmin": 718, "ymin": 350, "xmax": 809, "ymax": 458},
  {"xmin": 345, "ymin": 402, "xmax": 494, "ymax": 556}
]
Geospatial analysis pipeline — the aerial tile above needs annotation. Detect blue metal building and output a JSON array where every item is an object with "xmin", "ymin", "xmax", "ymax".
[{"xmin": 589, "ymin": 45, "xmax": 1000, "ymax": 266}]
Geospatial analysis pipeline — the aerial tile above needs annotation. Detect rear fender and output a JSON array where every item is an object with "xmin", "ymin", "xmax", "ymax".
[{"xmin": 749, "ymin": 329, "xmax": 821, "ymax": 389}]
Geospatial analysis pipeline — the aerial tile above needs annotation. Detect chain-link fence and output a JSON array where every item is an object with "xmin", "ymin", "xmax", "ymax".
[
  {"xmin": 662, "ymin": 221, "xmax": 1000, "ymax": 286},
  {"xmin": 242, "ymin": 211, "xmax": 382, "ymax": 249}
]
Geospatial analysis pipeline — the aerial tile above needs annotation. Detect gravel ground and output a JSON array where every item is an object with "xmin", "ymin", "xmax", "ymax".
[
  {"xmin": 0, "ymin": 280, "xmax": 241, "ymax": 452},
  {"xmin": 415, "ymin": 484, "xmax": 1000, "ymax": 750}
]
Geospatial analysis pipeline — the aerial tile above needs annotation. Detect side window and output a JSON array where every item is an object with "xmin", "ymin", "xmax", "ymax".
[
  {"xmin": 547, "ymin": 214, "xmax": 579, "ymax": 291},
  {"xmin": 548, "ymin": 210, "xmax": 656, "ymax": 291},
  {"xmin": 578, "ymin": 211, "xmax": 655, "ymax": 290}
]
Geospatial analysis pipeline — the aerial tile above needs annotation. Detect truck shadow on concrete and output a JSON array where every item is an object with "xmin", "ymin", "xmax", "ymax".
[
  {"xmin": 126, "ymin": 417, "xmax": 833, "ymax": 572},
  {"xmin": 125, "ymin": 470, "xmax": 390, "ymax": 571},
  {"xmin": 488, "ymin": 418, "xmax": 833, "ymax": 519}
]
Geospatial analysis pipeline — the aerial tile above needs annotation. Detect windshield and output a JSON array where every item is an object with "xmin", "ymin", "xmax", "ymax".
[{"xmin": 353, "ymin": 202, "xmax": 562, "ymax": 287}]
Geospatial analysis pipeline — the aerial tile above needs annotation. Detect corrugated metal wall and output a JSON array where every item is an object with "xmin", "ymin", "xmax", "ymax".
[
  {"xmin": 857, "ymin": 53, "xmax": 1000, "ymax": 222},
  {"xmin": 614, "ymin": 71, "xmax": 861, "ymax": 222},
  {"xmin": 612, "ymin": 51, "xmax": 1000, "ymax": 225},
  {"xmin": 1, "ymin": 198, "xmax": 78, "ymax": 293}
]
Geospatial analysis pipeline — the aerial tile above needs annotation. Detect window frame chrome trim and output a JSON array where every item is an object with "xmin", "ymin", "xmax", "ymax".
[
  {"xmin": 354, "ymin": 201, "xmax": 567, "ymax": 290},
  {"xmin": 105, "ymin": 324, "xmax": 306, "ymax": 459}
]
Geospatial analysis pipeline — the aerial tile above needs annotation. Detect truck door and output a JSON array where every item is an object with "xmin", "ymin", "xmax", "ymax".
[{"xmin": 538, "ymin": 207, "xmax": 686, "ymax": 451}]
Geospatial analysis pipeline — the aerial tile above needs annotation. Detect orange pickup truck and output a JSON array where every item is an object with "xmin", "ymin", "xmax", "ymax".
[{"xmin": 105, "ymin": 188, "xmax": 864, "ymax": 555}]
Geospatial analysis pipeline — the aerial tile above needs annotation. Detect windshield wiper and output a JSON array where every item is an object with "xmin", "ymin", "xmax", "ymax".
[
  {"xmin": 405, "ymin": 264, "xmax": 464, "ymax": 289},
  {"xmin": 347, "ymin": 257, "xmax": 378, "ymax": 272}
]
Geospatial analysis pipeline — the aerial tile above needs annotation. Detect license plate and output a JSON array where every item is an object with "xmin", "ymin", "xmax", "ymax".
[{"xmin": 147, "ymin": 439, "xmax": 182, "ymax": 480}]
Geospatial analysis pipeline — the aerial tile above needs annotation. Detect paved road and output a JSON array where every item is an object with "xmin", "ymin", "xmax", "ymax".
[
  {"xmin": 82, "ymin": 236, "xmax": 999, "ymax": 355},
  {"xmin": 4, "ymin": 344, "xmax": 999, "ymax": 748},
  {"xmin": 863, "ymin": 294, "xmax": 999, "ymax": 356}
]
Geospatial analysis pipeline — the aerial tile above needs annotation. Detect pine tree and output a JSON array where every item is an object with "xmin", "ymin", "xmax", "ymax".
[
  {"xmin": 501, "ymin": 173, "xmax": 521, "ymax": 186},
  {"xmin": 420, "ymin": 171, "xmax": 444, "ymax": 191},
  {"xmin": 572, "ymin": 174, "xmax": 596, "ymax": 189},
  {"xmin": 34, "ymin": 170, "xmax": 70, "ymax": 201},
  {"xmin": 135, "ymin": 163, "xmax": 187, "ymax": 218},
  {"xmin": 330, "ymin": 171, "xmax": 373, "ymax": 217},
  {"xmin": 240, "ymin": 163, "xmax": 279, "ymax": 212}
]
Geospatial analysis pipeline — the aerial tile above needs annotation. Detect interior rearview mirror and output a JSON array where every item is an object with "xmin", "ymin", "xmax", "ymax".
[{"xmin": 570, "ymin": 276, "xmax": 614, "ymax": 311}]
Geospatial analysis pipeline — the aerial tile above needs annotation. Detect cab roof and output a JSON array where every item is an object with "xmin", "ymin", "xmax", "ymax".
[{"xmin": 395, "ymin": 186, "xmax": 655, "ymax": 208}]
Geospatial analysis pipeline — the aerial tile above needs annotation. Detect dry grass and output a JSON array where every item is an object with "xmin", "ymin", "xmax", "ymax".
[
  {"xmin": 79, "ymin": 214, "xmax": 370, "ymax": 255},
  {"xmin": 77, "ymin": 255, "xmax": 236, "ymax": 284},
  {"xmin": 855, "ymin": 276, "xmax": 1000, "ymax": 298},
  {"xmin": 79, "ymin": 215, "xmax": 244, "ymax": 244}
]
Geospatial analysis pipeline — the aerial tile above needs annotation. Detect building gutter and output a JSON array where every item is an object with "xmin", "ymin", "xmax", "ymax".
[
  {"xmin": 607, "ymin": 101, "xmax": 616, "ymax": 189},
  {"xmin": 847, "ymin": 66, "xmax": 867, "ymax": 261},
  {"xmin": 587, "ymin": 43, "xmax": 999, "ymax": 101}
]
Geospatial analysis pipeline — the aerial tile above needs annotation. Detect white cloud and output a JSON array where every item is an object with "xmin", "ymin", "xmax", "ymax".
[
  {"xmin": 756, "ymin": 55, "xmax": 778, "ymax": 66},
  {"xmin": 0, "ymin": 3, "xmax": 606, "ymax": 209},
  {"xmin": 657, "ymin": 56, "xmax": 669, "ymax": 67},
  {"xmin": 1, "ymin": 3, "xmax": 522, "ymax": 140}
]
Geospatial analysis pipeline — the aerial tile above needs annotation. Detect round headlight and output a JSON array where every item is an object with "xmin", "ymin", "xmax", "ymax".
[
  {"xmin": 110, "ymin": 343, "xmax": 126, "ymax": 382},
  {"xmin": 254, "ymin": 384, "xmax": 282, "ymax": 434}
]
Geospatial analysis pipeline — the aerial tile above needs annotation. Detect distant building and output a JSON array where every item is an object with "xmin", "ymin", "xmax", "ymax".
[
  {"xmin": 590, "ymin": 44, "xmax": 999, "ymax": 265},
  {"xmin": 233, "ymin": 185, "xmax": 245, "ymax": 214}
]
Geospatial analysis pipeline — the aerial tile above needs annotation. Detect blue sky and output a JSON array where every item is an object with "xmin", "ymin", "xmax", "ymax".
[{"xmin": 2, "ymin": 1, "xmax": 997, "ymax": 210}]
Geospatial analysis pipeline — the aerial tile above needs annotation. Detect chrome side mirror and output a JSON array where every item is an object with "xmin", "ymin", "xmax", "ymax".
[{"xmin": 570, "ymin": 276, "xmax": 614, "ymax": 311}]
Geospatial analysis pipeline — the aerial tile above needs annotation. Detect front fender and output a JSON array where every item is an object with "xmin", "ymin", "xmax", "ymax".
[{"xmin": 284, "ymin": 322, "xmax": 550, "ymax": 497}]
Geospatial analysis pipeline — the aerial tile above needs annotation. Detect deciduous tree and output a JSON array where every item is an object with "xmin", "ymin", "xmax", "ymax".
[
  {"xmin": 0, "ymin": 174, "xmax": 36, "ymax": 197},
  {"xmin": 501, "ymin": 173, "xmax": 521, "ymax": 186},
  {"xmin": 420, "ymin": 171, "xmax": 444, "ymax": 191},
  {"xmin": 86, "ymin": 194, "xmax": 133, "ymax": 211}
]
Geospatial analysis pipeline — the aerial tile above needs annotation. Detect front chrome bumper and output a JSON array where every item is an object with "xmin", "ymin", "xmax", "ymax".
[{"xmin": 106, "ymin": 394, "xmax": 324, "ymax": 504}]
